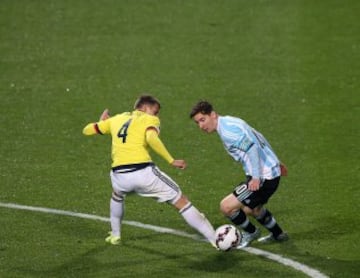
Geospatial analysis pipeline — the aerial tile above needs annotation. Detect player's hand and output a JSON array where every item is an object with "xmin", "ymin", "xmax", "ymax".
[
  {"xmin": 171, "ymin": 159, "xmax": 187, "ymax": 170},
  {"xmin": 248, "ymin": 178, "xmax": 261, "ymax": 191},
  {"xmin": 99, "ymin": 109, "xmax": 110, "ymax": 121},
  {"xmin": 280, "ymin": 163, "xmax": 288, "ymax": 176}
]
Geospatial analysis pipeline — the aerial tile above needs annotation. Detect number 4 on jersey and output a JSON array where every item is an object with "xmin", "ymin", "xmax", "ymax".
[{"xmin": 117, "ymin": 119, "xmax": 132, "ymax": 143}]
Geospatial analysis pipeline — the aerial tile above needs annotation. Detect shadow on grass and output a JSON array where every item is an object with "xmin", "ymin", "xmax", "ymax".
[
  {"xmin": 10, "ymin": 218, "xmax": 358, "ymax": 277},
  {"xmin": 10, "ymin": 232, "xmax": 264, "ymax": 278},
  {"xmin": 272, "ymin": 231, "xmax": 360, "ymax": 278}
]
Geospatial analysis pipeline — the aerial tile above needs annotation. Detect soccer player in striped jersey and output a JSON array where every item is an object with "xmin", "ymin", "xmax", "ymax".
[
  {"xmin": 83, "ymin": 95, "xmax": 216, "ymax": 247},
  {"xmin": 190, "ymin": 101, "xmax": 288, "ymax": 248}
]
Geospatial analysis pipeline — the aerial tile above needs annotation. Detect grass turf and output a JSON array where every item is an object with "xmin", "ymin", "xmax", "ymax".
[{"xmin": 1, "ymin": 0, "xmax": 359, "ymax": 277}]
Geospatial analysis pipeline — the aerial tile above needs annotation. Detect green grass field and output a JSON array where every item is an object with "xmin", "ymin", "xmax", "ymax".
[{"xmin": 1, "ymin": 0, "xmax": 359, "ymax": 277}]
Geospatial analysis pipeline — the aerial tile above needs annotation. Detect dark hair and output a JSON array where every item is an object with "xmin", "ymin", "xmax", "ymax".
[
  {"xmin": 189, "ymin": 100, "xmax": 214, "ymax": 118},
  {"xmin": 134, "ymin": 94, "xmax": 161, "ymax": 109}
]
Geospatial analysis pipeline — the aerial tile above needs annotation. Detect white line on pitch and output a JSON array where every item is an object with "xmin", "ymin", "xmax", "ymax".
[{"xmin": 0, "ymin": 202, "xmax": 328, "ymax": 278}]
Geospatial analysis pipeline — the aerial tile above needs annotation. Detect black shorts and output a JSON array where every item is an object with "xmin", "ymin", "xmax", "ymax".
[{"xmin": 232, "ymin": 176, "xmax": 280, "ymax": 209}]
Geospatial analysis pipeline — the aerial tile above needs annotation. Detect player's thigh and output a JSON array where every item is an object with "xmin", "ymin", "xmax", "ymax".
[
  {"xmin": 232, "ymin": 181, "xmax": 262, "ymax": 213},
  {"xmin": 235, "ymin": 177, "xmax": 280, "ymax": 210},
  {"xmin": 110, "ymin": 168, "xmax": 154, "ymax": 196},
  {"xmin": 136, "ymin": 166, "xmax": 182, "ymax": 204},
  {"xmin": 220, "ymin": 193, "xmax": 244, "ymax": 215},
  {"xmin": 257, "ymin": 177, "xmax": 280, "ymax": 204},
  {"xmin": 110, "ymin": 170, "xmax": 130, "ymax": 197}
]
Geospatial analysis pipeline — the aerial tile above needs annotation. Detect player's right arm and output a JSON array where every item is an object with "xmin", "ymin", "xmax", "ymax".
[
  {"xmin": 280, "ymin": 162, "xmax": 288, "ymax": 176},
  {"xmin": 82, "ymin": 117, "xmax": 111, "ymax": 136},
  {"xmin": 83, "ymin": 123, "xmax": 102, "ymax": 135}
]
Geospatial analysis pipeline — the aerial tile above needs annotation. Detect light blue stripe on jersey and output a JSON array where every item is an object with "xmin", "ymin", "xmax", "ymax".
[{"xmin": 216, "ymin": 116, "xmax": 281, "ymax": 179}]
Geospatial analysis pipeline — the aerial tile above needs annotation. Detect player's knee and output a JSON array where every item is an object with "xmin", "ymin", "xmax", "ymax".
[
  {"xmin": 174, "ymin": 195, "xmax": 190, "ymax": 210},
  {"xmin": 112, "ymin": 191, "xmax": 124, "ymax": 202},
  {"xmin": 242, "ymin": 206, "xmax": 254, "ymax": 216},
  {"xmin": 252, "ymin": 206, "xmax": 263, "ymax": 217},
  {"xmin": 220, "ymin": 199, "xmax": 234, "ymax": 216}
]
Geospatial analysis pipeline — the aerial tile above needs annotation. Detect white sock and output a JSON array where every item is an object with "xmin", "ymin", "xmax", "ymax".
[
  {"xmin": 110, "ymin": 198, "xmax": 124, "ymax": 237},
  {"xmin": 180, "ymin": 203, "xmax": 216, "ymax": 243}
]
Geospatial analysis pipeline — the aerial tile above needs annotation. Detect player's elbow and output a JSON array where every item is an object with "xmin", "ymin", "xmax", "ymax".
[
  {"xmin": 82, "ymin": 129, "xmax": 91, "ymax": 136},
  {"xmin": 82, "ymin": 124, "xmax": 96, "ymax": 135}
]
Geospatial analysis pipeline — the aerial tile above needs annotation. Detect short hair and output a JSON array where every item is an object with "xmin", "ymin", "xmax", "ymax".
[
  {"xmin": 134, "ymin": 94, "xmax": 161, "ymax": 109},
  {"xmin": 189, "ymin": 101, "xmax": 214, "ymax": 118}
]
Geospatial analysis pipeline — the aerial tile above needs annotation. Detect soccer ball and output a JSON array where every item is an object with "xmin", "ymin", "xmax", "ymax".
[{"xmin": 215, "ymin": 224, "xmax": 241, "ymax": 251}]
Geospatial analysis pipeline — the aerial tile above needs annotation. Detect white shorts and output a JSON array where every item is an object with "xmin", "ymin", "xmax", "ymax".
[{"xmin": 110, "ymin": 164, "xmax": 182, "ymax": 204}]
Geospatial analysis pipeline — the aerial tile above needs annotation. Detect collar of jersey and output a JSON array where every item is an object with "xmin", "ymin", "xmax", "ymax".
[{"xmin": 132, "ymin": 110, "xmax": 145, "ymax": 116}]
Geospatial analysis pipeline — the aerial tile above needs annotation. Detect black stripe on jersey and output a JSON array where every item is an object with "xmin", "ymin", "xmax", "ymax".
[
  {"xmin": 151, "ymin": 166, "xmax": 180, "ymax": 193},
  {"xmin": 94, "ymin": 123, "xmax": 103, "ymax": 135}
]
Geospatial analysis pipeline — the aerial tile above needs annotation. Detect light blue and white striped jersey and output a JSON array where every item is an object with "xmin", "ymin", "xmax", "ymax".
[{"xmin": 216, "ymin": 116, "xmax": 281, "ymax": 179}]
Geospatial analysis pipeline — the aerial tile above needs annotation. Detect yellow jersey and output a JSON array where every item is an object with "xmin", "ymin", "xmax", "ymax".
[{"xmin": 96, "ymin": 110, "xmax": 160, "ymax": 167}]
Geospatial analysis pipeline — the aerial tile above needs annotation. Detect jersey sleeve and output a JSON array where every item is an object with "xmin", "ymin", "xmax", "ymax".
[
  {"xmin": 245, "ymin": 144, "xmax": 261, "ymax": 178},
  {"xmin": 96, "ymin": 119, "xmax": 111, "ymax": 134},
  {"xmin": 229, "ymin": 124, "xmax": 260, "ymax": 178},
  {"xmin": 234, "ymin": 133, "xmax": 254, "ymax": 152},
  {"xmin": 82, "ymin": 119, "xmax": 111, "ymax": 135},
  {"xmin": 146, "ymin": 129, "xmax": 174, "ymax": 164},
  {"xmin": 146, "ymin": 115, "xmax": 161, "ymax": 133},
  {"xmin": 144, "ymin": 116, "xmax": 174, "ymax": 163}
]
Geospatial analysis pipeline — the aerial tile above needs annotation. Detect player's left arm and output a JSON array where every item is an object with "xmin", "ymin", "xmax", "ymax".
[
  {"xmin": 246, "ymin": 145, "xmax": 262, "ymax": 191},
  {"xmin": 146, "ymin": 128, "xmax": 175, "ymax": 164},
  {"xmin": 235, "ymin": 133, "xmax": 261, "ymax": 191},
  {"xmin": 99, "ymin": 109, "xmax": 110, "ymax": 121}
]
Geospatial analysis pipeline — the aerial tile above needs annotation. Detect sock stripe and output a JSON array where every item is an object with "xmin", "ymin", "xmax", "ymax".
[
  {"xmin": 112, "ymin": 192, "xmax": 124, "ymax": 202},
  {"xmin": 256, "ymin": 208, "xmax": 283, "ymax": 237},
  {"xmin": 264, "ymin": 217, "xmax": 276, "ymax": 229},
  {"xmin": 179, "ymin": 203, "xmax": 193, "ymax": 214},
  {"xmin": 239, "ymin": 218, "xmax": 250, "ymax": 229}
]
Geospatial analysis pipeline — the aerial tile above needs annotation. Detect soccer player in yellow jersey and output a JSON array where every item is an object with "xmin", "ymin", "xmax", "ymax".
[{"xmin": 83, "ymin": 95, "xmax": 216, "ymax": 247}]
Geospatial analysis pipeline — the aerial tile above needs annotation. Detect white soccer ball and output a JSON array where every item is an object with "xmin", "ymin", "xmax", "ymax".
[{"xmin": 215, "ymin": 224, "xmax": 241, "ymax": 251}]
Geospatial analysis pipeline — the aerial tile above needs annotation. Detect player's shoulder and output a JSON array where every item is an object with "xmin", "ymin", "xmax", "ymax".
[
  {"xmin": 107, "ymin": 112, "xmax": 129, "ymax": 122},
  {"xmin": 118, "ymin": 112, "xmax": 131, "ymax": 117},
  {"xmin": 110, "ymin": 112, "xmax": 130, "ymax": 120},
  {"xmin": 129, "ymin": 111, "xmax": 160, "ymax": 128},
  {"xmin": 218, "ymin": 116, "xmax": 249, "ymax": 138},
  {"xmin": 140, "ymin": 112, "xmax": 160, "ymax": 124},
  {"xmin": 222, "ymin": 115, "xmax": 245, "ymax": 123},
  {"xmin": 220, "ymin": 115, "xmax": 244, "ymax": 128}
]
